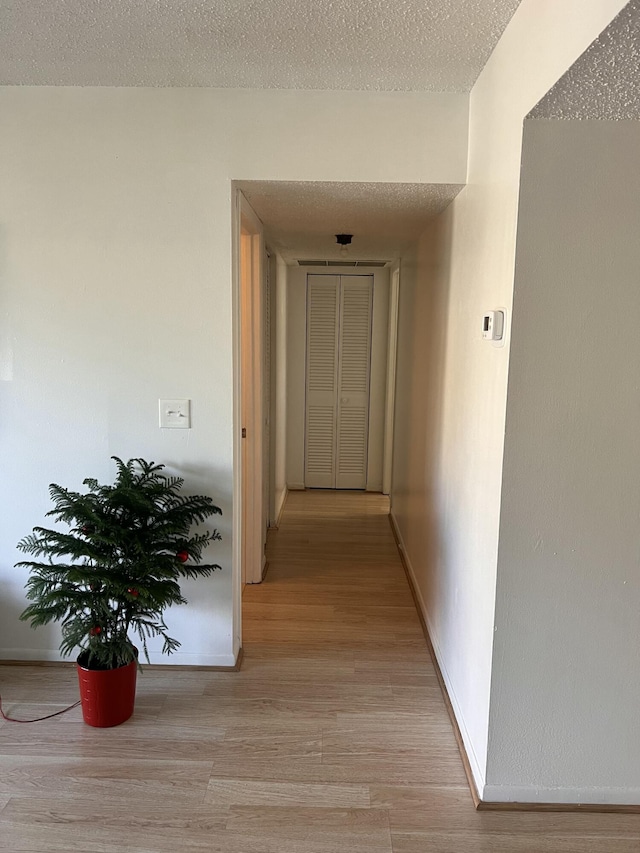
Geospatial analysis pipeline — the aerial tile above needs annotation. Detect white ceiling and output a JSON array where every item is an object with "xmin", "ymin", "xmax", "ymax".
[
  {"xmin": 4, "ymin": 2, "xmax": 631, "ymax": 257},
  {"xmin": 1, "ymin": 0, "xmax": 522, "ymax": 91},
  {"xmin": 0, "ymin": 2, "xmax": 523, "ymax": 261},
  {"xmin": 237, "ymin": 181, "xmax": 464, "ymax": 262}
]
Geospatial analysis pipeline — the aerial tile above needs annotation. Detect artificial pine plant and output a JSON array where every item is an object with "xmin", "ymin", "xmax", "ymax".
[{"xmin": 16, "ymin": 457, "xmax": 222, "ymax": 670}]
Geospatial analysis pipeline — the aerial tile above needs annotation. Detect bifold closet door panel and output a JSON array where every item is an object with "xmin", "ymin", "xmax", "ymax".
[
  {"xmin": 335, "ymin": 276, "xmax": 373, "ymax": 489},
  {"xmin": 304, "ymin": 275, "xmax": 340, "ymax": 488}
]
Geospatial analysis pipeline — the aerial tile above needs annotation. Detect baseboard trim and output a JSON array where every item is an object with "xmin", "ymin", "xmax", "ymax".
[
  {"xmin": 475, "ymin": 799, "xmax": 640, "ymax": 814},
  {"xmin": 140, "ymin": 648, "xmax": 243, "ymax": 672},
  {"xmin": 0, "ymin": 648, "xmax": 244, "ymax": 672},
  {"xmin": 387, "ymin": 510, "xmax": 482, "ymax": 809},
  {"xmin": 388, "ymin": 510, "xmax": 640, "ymax": 814},
  {"xmin": 272, "ymin": 487, "xmax": 289, "ymax": 529},
  {"xmin": 0, "ymin": 659, "xmax": 75, "ymax": 669}
]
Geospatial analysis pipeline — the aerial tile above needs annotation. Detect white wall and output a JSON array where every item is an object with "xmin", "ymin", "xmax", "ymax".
[
  {"xmin": 487, "ymin": 119, "xmax": 640, "ymax": 805},
  {"xmin": 273, "ymin": 252, "xmax": 288, "ymax": 521},
  {"xmin": 285, "ymin": 265, "xmax": 390, "ymax": 491},
  {"xmin": 0, "ymin": 86, "xmax": 466, "ymax": 664},
  {"xmin": 390, "ymin": 0, "xmax": 628, "ymax": 794}
]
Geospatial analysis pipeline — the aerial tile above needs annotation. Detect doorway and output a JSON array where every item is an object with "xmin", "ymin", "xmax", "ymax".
[
  {"xmin": 286, "ymin": 263, "xmax": 395, "ymax": 493},
  {"xmin": 305, "ymin": 273, "xmax": 374, "ymax": 489},
  {"xmin": 232, "ymin": 187, "xmax": 401, "ymax": 670}
]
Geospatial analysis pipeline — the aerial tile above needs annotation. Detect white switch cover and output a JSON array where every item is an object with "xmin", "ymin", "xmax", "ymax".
[{"xmin": 159, "ymin": 399, "xmax": 191, "ymax": 429}]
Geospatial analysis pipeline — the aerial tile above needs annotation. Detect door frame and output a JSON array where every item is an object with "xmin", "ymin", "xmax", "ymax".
[
  {"xmin": 232, "ymin": 189, "xmax": 266, "ymax": 655},
  {"xmin": 287, "ymin": 263, "xmax": 398, "ymax": 493},
  {"xmin": 383, "ymin": 262, "xmax": 400, "ymax": 495},
  {"xmin": 264, "ymin": 248, "xmax": 277, "ymax": 527},
  {"xmin": 304, "ymin": 273, "xmax": 374, "ymax": 490}
]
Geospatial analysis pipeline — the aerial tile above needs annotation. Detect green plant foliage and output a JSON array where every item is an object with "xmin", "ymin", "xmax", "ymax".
[{"xmin": 16, "ymin": 457, "xmax": 222, "ymax": 670}]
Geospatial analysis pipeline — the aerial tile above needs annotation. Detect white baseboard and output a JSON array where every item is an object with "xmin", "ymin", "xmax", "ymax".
[
  {"xmin": 0, "ymin": 648, "xmax": 67, "ymax": 663},
  {"xmin": 287, "ymin": 482, "xmax": 305, "ymax": 491},
  {"xmin": 0, "ymin": 648, "xmax": 239, "ymax": 668},
  {"xmin": 145, "ymin": 650, "xmax": 238, "ymax": 667},
  {"xmin": 274, "ymin": 486, "xmax": 288, "ymax": 526},
  {"xmin": 389, "ymin": 509, "xmax": 487, "ymax": 797}
]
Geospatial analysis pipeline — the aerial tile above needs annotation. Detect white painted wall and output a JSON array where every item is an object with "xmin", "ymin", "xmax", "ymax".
[
  {"xmin": 285, "ymin": 265, "xmax": 390, "ymax": 492},
  {"xmin": 390, "ymin": 0, "xmax": 628, "ymax": 794},
  {"xmin": 486, "ymin": 119, "xmax": 640, "ymax": 805},
  {"xmin": 273, "ymin": 252, "xmax": 288, "ymax": 521},
  {"xmin": 0, "ymin": 86, "xmax": 466, "ymax": 664}
]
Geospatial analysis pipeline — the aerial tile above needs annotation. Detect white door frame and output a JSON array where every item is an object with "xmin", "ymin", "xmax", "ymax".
[
  {"xmin": 232, "ymin": 189, "xmax": 266, "ymax": 660},
  {"xmin": 265, "ymin": 249, "xmax": 278, "ymax": 527},
  {"xmin": 383, "ymin": 262, "xmax": 400, "ymax": 495},
  {"xmin": 287, "ymin": 263, "xmax": 398, "ymax": 494}
]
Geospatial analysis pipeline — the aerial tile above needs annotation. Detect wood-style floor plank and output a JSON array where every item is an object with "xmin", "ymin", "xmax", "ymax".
[
  {"xmin": 0, "ymin": 797, "xmax": 229, "ymax": 853},
  {"xmin": 1, "ymin": 489, "xmax": 639, "ymax": 852},
  {"xmin": 0, "ymin": 756, "xmax": 213, "ymax": 804},
  {"xmin": 391, "ymin": 833, "xmax": 640, "ymax": 853},
  {"xmin": 205, "ymin": 778, "xmax": 371, "ymax": 808},
  {"xmin": 224, "ymin": 804, "xmax": 392, "ymax": 852}
]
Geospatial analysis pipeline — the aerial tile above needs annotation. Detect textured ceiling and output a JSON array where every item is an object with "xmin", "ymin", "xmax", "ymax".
[
  {"xmin": 529, "ymin": 0, "xmax": 640, "ymax": 120},
  {"xmin": 0, "ymin": 0, "xmax": 522, "ymax": 91},
  {"xmin": 236, "ymin": 181, "xmax": 464, "ymax": 261}
]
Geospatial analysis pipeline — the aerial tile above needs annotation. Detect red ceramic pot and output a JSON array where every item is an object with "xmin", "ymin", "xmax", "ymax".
[{"xmin": 76, "ymin": 652, "xmax": 137, "ymax": 727}]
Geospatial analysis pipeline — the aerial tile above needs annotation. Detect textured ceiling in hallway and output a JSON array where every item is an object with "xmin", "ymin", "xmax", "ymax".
[
  {"xmin": 236, "ymin": 180, "xmax": 464, "ymax": 262},
  {"xmin": 1, "ymin": 0, "xmax": 522, "ymax": 90},
  {"xmin": 529, "ymin": 0, "xmax": 640, "ymax": 120}
]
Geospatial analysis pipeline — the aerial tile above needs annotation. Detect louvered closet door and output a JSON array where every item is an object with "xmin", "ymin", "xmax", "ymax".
[
  {"xmin": 304, "ymin": 274, "xmax": 373, "ymax": 489},
  {"xmin": 335, "ymin": 276, "xmax": 373, "ymax": 489},
  {"xmin": 305, "ymin": 276, "xmax": 340, "ymax": 488}
]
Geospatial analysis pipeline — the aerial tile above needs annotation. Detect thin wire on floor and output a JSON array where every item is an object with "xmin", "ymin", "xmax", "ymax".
[{"xmin": 0, "ymin": 693, "xmax": 80, "ymax": 723}]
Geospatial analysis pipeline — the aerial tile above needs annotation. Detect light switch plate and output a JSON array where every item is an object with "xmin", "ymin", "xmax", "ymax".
[{"xmin": 159, "ymin": 399, "xmax": 191, "ymax": 429}]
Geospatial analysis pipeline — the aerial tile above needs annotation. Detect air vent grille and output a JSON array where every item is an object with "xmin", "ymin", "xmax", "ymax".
[{"xmin": 297, "ymin": 260, "xmax": 388, "ymax": 268}]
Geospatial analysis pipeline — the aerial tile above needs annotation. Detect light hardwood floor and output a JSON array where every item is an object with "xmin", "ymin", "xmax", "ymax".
[{"xmin": 1, "ymin": 489, "xmax": 639, "ymax": 852}]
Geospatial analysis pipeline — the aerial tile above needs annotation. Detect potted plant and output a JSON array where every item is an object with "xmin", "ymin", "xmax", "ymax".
[{"xmin": 16, "ymin": 456, "xmax": 222, "ymax": 727}]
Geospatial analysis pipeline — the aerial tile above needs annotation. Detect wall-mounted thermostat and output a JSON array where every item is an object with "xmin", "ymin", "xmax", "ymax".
[{"xmin": 482, "ymin": 310, "xmax": 505, "ymax": 343}]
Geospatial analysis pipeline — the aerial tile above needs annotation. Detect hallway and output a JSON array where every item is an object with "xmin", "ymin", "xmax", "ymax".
[
  {"xmin": 1, "ymin": 490, "xmax": 640, "ymax": 851},
  {"xmin": 240, "ymin": 488, "xmax": 470, "ymax": 850},
  {"xmin": 244, "ymin": 490, "xmax": 640, "ymax": 851}
]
